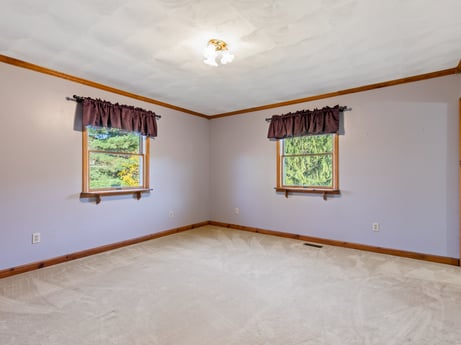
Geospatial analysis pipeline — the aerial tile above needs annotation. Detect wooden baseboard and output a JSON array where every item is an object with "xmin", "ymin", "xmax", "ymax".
[
  {"xmin": 208, "ymin": 221, "xmax": 460, "ymax": 266},
  {"xmin": 2, "ymin": 220, "xmax": 458, "ymax": 279},
  {"xmin": 0, "ymin": 221, "xmax": 209, "ymax": 279}
]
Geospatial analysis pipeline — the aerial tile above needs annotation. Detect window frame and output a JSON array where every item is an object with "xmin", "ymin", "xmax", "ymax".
[
  {"xmin": 80, "ymin": 126, "xmax": 151, "ymax": 203},
  {"xmin": 276, "ymin": 134, "xmax": 340, "ymax": 198}
]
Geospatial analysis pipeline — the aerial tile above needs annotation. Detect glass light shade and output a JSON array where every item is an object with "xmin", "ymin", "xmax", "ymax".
[
  {"xmin": 203, "ymin": 39, "xmax": 234, "ymax": 67},
  {"xmin": 220, "ymin": 51, "xmax": 234, "ymax": 64},
  {"xmin": 203, "ymin": 56, "xmax": 218, "ymax": 66}
]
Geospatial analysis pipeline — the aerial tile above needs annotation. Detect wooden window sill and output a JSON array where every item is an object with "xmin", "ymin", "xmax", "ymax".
[
  {"xmin": 274, "ymin": 187, "xmax": 340, "ymax": 200},
  {"xmin": 80, "ymin": 188, "xmax": 152, "ymax": 204}
]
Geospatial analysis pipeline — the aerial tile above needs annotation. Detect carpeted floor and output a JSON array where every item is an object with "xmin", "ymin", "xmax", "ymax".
[{"xmin": 1, "ymin": 225, "xmax": 461, "ymax": 345}]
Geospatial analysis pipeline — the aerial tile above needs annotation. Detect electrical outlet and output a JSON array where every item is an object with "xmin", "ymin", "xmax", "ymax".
[
  {"xmin": 32, "ymin": 232, "xmax": 41, "ymax": 244},
  {"xmin": 234, "ymin": 208, "xmax": 240, "ymax": 215},
  {"xmin": 372, "ymin": 223, "xmax": 380, "ymax": 232},
  {"xmin": 169, "ymin": 210, "xmax": 174, "ymax": 218}
]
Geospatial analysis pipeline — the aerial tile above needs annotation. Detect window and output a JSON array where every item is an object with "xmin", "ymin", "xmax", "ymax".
[
  {"xmin": 277, "ymin": 134, "xmax": 339, "ymax": 196},
  {"xmin": 82, "ymin": 126, "xmax": 150, "ymax": 194}
]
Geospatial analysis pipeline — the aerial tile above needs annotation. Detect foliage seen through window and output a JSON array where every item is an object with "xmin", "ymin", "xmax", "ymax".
[
  {"xmin": 87, "ymin": 127, "xmax": 146, "ymax": 190},
  {"xmin": 280, "ymin": 134, "xmax": 337, "ymax": 189}
]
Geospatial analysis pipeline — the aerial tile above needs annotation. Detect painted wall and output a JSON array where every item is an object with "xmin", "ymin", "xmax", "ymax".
[
  {"xmin": 1, "ymin": 62, "xmax": 459, "ymax": 270},
  {"xmin": 210, "ymin": 75, "xmax": 461, "ymax": 258},
  {"xmin": 0, "ymin": 63, "xmax": 210, "ymax": 269}
]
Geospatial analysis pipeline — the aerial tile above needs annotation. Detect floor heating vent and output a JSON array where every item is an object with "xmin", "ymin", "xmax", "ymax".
[{"xmin": 304, "ymin": 243, "xmax": 323, "ymax": 248}]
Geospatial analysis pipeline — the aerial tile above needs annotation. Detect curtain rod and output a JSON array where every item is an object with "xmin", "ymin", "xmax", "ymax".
[
  {"xmin": 265, "ymin": 106, "xmax": 351, "ymax": 122},
  {"xmin": 67, "ymin": 95, "xmax": 161, "ymax": 119}
]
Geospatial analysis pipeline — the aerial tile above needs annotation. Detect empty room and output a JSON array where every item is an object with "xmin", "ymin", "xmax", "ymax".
[{"xmin": 1, "ymin": 1, "xmax": 461, "ymax": 344}]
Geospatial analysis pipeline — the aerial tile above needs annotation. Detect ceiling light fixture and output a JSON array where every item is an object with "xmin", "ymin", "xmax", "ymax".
[{"xmin": 203, "ymin": 39, "xmax": 234, "ymax": 67}]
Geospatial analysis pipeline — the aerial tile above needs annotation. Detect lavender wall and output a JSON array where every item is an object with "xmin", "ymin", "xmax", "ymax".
[
  {"xmin": 0, "ymin": 63, "xmax": 210, "ymax": 269},
  {"xmin": 210, "ymin": 75, "xmax": 461, "ymax": 258},
  {"xmin": 1, "ymin": 62, "xmax": 459, "ymax": 270}
]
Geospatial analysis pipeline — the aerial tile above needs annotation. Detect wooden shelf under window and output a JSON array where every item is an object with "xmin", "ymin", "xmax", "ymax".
[
  {"xmin": 80, "ymin": 188, "xmax": 152, "ymax": 204},
  {"xmin": 275, "ymin": 187, "xmax": 340, "ymax": 200}
]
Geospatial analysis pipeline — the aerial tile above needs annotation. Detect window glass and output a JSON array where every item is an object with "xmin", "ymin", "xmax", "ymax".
[
  {"xmin": 84, "ymin": 127, "xmax": 149, "ymax": 191},
  {"xmin": 279, "ymin": 134, "xmax": 337, "ymax": 189}
]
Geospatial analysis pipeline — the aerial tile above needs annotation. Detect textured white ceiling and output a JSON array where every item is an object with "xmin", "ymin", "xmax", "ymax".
[{"xmin": 1, "ymin": 0, "xmax": 461, "ymax": 115}]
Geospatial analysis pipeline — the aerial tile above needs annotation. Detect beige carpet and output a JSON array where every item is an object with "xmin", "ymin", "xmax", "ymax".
[{"xmin": 1, "ymin": 225, "xmax": 461, "ymax": 345}]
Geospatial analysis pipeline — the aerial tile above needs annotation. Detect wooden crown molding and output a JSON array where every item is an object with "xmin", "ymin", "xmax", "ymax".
[
  {"xmin": 0, "ymin": 54, "xmax": 208, "ymax": 119},
  {"xmin": 212, "ymin": 67, "xmax": 459, "ymax": 118},
  {"xmin": 1, "ymin": 54, "xmax": 459, "ymax": 120}
]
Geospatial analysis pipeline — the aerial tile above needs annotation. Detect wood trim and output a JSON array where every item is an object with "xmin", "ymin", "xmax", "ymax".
[
  {"xmin": 82, "ymin": 127, "xmax": 88, "ymax": 192},
  {"xmin": 144, "ymin": 137, "xmax": 150, "ymax": 189},
  {"xmin": 208, "ymin": 221, "xmax": 460, "ymax": 266},
  {"xmin": 0, "ymin": 54, "xmax": 209, "ymax": 119},
  {"xmin": 0, "ymin": 221, "xmax": 209, "ymax": 279},
  {"xmin": 1, "ymin": 54, "xmax": 458, "ymax": 120},
  {"xmin": 276, "ymin": 141, "xmax": 281, "ymax": 187},
  {"xmin": 211, "ymin": 68, "xmax": 458, "ymax": 118},
  {"xmin": 80, "ymin": 189, "xmax": 152, "ymax": 204},
  {"xmin": 2, "ymin": 219, "xmax": 458, "ymax": 279},
  {"xmin": 334, "ymin": 133, "xmax": 339, "ymax": 189},
  {"xmin": 82, "ymin": 128, "xmax": 151, "ymax": 198},
  {"xmin": 274, "ymin": 188, "xmax": 340, "ymax": 200},
  {"xmin": 276, "ymin": 134, "xmax": 339, "ymax": 197}
]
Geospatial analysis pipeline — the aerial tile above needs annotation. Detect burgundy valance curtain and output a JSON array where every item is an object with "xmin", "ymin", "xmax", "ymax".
[
  {"xmin": 82, "ymin": 97, "xmax": 158, "ymax": 138},
  {"xmin": 267, "ymin": 105, "xmax": 341, "ymax": 140}
]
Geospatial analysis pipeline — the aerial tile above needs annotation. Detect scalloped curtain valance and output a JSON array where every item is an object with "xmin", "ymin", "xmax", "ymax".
[
  {"xmin": 82, "ymin": 97, "xmax": 158, "ymax": 138},
  {"xmin": 267, "ymin": 105, "xmax": 341, "ymax": 140}
]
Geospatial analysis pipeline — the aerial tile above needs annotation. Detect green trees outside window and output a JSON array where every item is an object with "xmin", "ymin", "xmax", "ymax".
[
  {"xmin": 281, "ymin": 134, "xmax": 336, "ymax": 188},
  {"xmin": 87, "ymin": 127, "xmax": 145, "ymax": 190}
]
